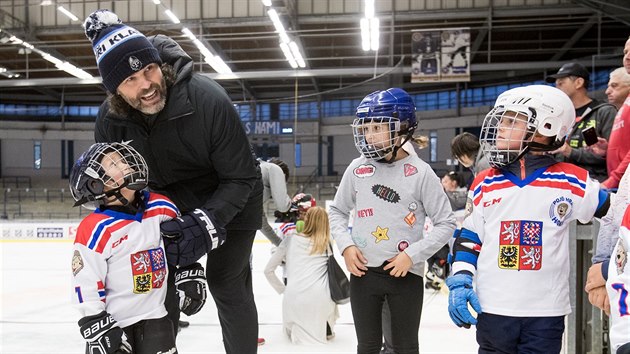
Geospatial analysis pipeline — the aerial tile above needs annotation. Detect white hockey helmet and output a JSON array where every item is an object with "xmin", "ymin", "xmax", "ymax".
[{"xmin": 479, "ymin": 85, "xmax": 575, "ymax": 168}]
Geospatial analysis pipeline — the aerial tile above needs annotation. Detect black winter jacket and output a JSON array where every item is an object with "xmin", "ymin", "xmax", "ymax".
[{"xmin": 94, "ymin": 34, "xmax": 262, "ymax": 231}]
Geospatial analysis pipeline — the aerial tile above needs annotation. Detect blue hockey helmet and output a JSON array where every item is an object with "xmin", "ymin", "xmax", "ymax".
[{"xmin": 352, "ymin": 88, "xmax": 417, "ymax": 160}]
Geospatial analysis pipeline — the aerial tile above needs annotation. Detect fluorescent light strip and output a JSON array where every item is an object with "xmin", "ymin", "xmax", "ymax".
[
  {"xmin": 152, "ymin": 0, "xmax": 161, "ymax": 4},
  {"xmin": 261, "ymin": 0, "xmax": 272, "ymax": 6},
  {"xmin": 6, "ymin": 32, "xmax": 94, "ymax": 79},
  {"xmin": 279, "ymin": 42, "xmax": 298, "ymax": 69},
  {"xmin": 164, "ymin": 9, "xmax": 180, "ymax": 24},
  {"xmin": 288, "ymin": 41, "xmax": 305, "ymax": 68},
  {"xmin": 57, "ymin": 5, "xmax": 79, "ymax": 21},
  {"xmin": 180, "ymin": 28, "xmax": 232, "ymax": 74},
  {"xmin": 0, "ymin": 66, "xmax": 20, "ymax": 78},
  {"xmin": 370, "ymin": 18, "xmax": 379, "ymax": 51},
  {"xmin": 365, "ymin": 0, "xmax": 375, "ymax": 19}
]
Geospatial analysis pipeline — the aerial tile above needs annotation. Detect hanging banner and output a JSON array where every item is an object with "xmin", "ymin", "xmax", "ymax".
[{"xmin": 411, "ymin": 28, "xmax": 470, "ymax": 83}]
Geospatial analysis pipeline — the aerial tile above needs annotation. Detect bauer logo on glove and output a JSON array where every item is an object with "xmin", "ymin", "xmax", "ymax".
[{"xmin": 174, "ymin": 262, "xmax": 208, "ymax": 316}]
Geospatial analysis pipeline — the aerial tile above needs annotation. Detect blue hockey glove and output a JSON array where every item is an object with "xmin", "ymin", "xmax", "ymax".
[
  {"xmin": 445, "ymin": 273, "xmax": 482, "ymax": 328},
  {"xmin": 161, "ymin": 208, "xmax": 226, "ymax": 267},
  {"xmin": 175, "ymin": 263, "xmax": 208, "ymax": 316},
  {"xmin": 78, "ymin": 311, "xmax": 132, "ymax": 354}
]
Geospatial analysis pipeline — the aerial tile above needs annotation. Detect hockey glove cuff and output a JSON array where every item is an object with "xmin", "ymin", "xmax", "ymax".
[
  {"xmin": 161, "ymin": 208, "xmax": 226, "ymax": 267},
  {"xmin": 445, "ymin": 273, "xmax": 482, "ymax": 328},
  {"xmin": 78, "ymin": 311, "xmax": 132, "ymax": 354},
  {"xmin": 174, "ymin": 262, "xmax": 208, "ymax": 316}
]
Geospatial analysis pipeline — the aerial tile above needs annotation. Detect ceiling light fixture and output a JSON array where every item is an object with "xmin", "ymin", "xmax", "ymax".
[
  {"xmin": 361, "ymin": 0, "xmax": 379, "ymax": 51},
  {"xmin": 0, "ymin": 66, "xmax": 21, "ymax": 78},
  {"xmin": 57, "ymin": 5, "xmax": 79, "ymax": 21},
  {"xmin": 266, "ymin": 8, "xmax": 306, "ymax": 68},
  {"xmin": 164, "ymin": 9, "xmax": 180, "ymax": 24},
  {"xmin": 3, "ymin": 31, "xmax": 93, "ymax": 79},
  {"xmin": 180, "ymin": 27, "xmax": 232, "ymax": 74}
]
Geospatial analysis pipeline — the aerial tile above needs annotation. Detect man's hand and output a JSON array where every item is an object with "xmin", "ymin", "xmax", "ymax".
[
  {"xmin": 548, "ymin": 141, "xmax": 572, "ymax": 157},
  {"xmin": 341, "ymin": 245, "xmax": 368, "ymax": 277},
  {"xmin": 585, "ymin": 263, "xmax": 606, "ymax": 292},
  {"xmin": 78, "ymin": 311, "xmax": 132, "ymax": 354},
  {"xmin": 175, "ymin": 263, "xmax": 208, "ymax": 316},
  {"xmin": 161, "ymin": 208, "xmax": 226, "ymax": 267},
  {"xmin": 445, "ymin": 273, "xmax": 482, "ymax": 328},
  {"xmin": 585, "ymin": 137, "xmax": 608, "ymax": 157},
  {"xmin": 383, "ymin": 251, "xmax": 412, "ymax": 277},
  {"xmin": 587, "ymin": 285, "xmax": 610, "ymax": 315}
]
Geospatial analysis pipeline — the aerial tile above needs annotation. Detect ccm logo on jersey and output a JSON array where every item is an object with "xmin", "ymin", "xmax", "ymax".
[
  {"xmin": 354, "ymin": 164, "xmax": 375, "ymax": 178},
  {"xmin": 483, "ymin": 198, "xmax": 502, "ymax": 207},
  {"xmin": 112, "ymin": 235, "xmax": 128, "ymax": 249}
]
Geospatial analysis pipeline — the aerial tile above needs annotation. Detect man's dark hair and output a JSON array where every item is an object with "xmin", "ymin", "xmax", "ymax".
[
  {"xmin": 451, "ymin": 132, "xmax": 481, "ymax": 159},
  {"xmin": 269, "ymin": 158, "xmax": 290, "ymax": 182},
  {"xmin": 107, "ymin": 63, "xmax": 177, "ymax": 118}
]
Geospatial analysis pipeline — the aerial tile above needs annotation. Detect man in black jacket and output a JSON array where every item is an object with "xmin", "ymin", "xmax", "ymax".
[{"xmin": 83, "ymin": 10, "xmax": 262, "ymax": 354}]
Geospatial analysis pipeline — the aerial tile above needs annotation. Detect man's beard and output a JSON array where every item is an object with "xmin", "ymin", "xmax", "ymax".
[
  {"xmin": 125, "ymin": 80, "xmax": 167, "ymax": 115},
  {"xmin": 107, "ymin": 63, "xmax": 176, "ymax": 118}
]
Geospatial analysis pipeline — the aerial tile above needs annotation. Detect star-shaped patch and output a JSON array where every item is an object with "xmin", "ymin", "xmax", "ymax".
[{"xmin": 371, "ymin": 225, "xmax": 390, "ymax": 243}]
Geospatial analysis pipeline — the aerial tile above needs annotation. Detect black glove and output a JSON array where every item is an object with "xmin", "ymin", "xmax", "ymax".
[
  {"xmin": 161, "ymin": 208, "xmax": 226, "ymax": 267},
  {"xmin": 78, "ymin": 311, "xmax": 132, "ymax": 354},
  {"xmin": 174, "ymin": 262, "xmax": 208, "ymax": 316}
]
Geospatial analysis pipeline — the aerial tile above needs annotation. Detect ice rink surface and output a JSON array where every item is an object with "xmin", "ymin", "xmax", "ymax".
[{"xmin": 0, "ymin": 231, "xmax": 477, "ymax": 354}]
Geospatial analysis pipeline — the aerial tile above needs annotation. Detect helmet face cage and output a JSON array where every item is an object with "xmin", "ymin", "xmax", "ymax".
[
  {"xmin": 70, "ymin": 142, "xmax": 148, "ymax": 209},
  {"xmin": 480, "ymin": 105, "xmax": 538, "ymax": 168},
  {"xmin": 352, "ymin": 117, "xmax": 401, "ymax": 160}
]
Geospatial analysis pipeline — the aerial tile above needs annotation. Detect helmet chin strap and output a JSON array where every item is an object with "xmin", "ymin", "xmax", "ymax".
[{"xmin": 380, "ymin": 129, "xmax": 414, "ymax": 164}]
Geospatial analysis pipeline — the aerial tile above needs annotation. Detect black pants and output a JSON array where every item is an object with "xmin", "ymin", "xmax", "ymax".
[
  {"xmin": 121, "ymin": 316, "xmax": 177, "ymax": 354},
  {"xmin": 350, "ymin": 263, "xmax": 424, "ymax": 354},
  {"xmin": 165, "ymin": 228, "xmax": 259, "ymax": 353}
]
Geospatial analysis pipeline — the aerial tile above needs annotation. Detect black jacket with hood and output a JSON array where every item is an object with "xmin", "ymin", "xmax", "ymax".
[{"xmin": 94, "ymin": 34, "xmax": 262, "ymax": 231}]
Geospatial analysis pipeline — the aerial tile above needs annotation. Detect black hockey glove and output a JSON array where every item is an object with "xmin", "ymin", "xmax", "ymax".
[
  {"xmin": 174, "ymin": 262, "xmax": 208, "ymax": 316},
  {"xmin": 161, "ymin": 208, "xmax": 226, "ymax": 267},
  {"xmin": 78, "ymin": 311, "xmax": 132, "ymax": 354}
]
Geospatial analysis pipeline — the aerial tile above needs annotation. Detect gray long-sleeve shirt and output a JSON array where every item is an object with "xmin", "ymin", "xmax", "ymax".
[
  {"xmin": 260, "ymin": 160, "xmax": 292, "ymax": 212},
  {"xmin": 329, "ymin": 153, "xmax": 456, "ymax": 277}
]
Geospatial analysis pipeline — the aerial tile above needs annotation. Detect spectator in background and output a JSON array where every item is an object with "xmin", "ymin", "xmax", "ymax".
[
  {"xmin": 599, "ymin": 44, "xmax": 630, "ymax": 189},
  {"xmin": 546, "ymin": 62, "xmax": 617, "ymax": 182},
  {"xmin": 451, "ymin": 132, "xmax": 491, "ymax": 177},
  {"xmin": 264, "ymin": 206, "xmax": 339, "ymax": 344},
  {"xmin": 441, "ymin": 171, "xmax": 468, "ymax": 211},
  {"xmin": 605, "ymin": 67, "xmax": 630, "ymax": 110},
  {"xmin": 260, "ymin": 158, "xmax": 292, "ymax": 246}
]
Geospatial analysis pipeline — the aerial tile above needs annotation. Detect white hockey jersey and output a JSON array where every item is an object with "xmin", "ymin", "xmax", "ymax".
[
  {"xmin": 71, "ymin": 191, "xmax": 178, "ymax": 328},
  {"xmin": 458, "ymin": 163, "xmax": 602, "ymax": 317},
  {"xmin": 607, "ymin": 205, "xmax": 630, "ymax": 351}
]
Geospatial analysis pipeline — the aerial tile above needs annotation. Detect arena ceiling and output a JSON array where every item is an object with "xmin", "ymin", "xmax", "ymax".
[{"xmin": 0, "ymin": 0, "xmax": 628, "ymax": 109}]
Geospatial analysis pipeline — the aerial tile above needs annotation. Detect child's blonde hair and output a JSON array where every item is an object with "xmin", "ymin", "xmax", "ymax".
[{"xmin": 301, "ymin": 206, "xmax": 331, "ymax": 255}]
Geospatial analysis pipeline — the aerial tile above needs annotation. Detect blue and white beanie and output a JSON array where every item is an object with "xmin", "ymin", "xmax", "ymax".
[{"xmin": 83, "ymin": 10, "xmax": 162, "ymax": 93}]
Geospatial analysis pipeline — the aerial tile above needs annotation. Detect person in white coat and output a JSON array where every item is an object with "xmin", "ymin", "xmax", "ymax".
[{"xmin": 264, "ymin": 206, "xmax": 339, "ymax": 344}]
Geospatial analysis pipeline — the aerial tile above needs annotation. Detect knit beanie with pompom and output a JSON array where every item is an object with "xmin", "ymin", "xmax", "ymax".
[{"xmin": 83, "ymin": 9, "xmax": 162, "ymax": 93}]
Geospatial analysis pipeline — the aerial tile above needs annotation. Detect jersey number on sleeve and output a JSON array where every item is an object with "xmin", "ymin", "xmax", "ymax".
[{"xmin": 611, "ymin": 283, "xmax": 629, "ymax": 316}]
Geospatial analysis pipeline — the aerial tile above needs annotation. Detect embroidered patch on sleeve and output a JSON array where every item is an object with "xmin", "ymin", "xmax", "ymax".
[{"xmin": 72, "ymin": 250, "xmax": 84, "ymax": 276}]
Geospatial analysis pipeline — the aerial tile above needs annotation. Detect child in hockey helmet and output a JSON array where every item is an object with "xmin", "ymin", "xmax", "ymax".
[
  {"xmin": 69, "ymin": 142, "xmax": 148, "ymax": 209},
  {"xmin": 352, "ymin": 87, "xmax": 418, "ymax": 162},
  {"xmin": 479, "ymin": 84, "xmax": 575, "ymax": 168}
]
